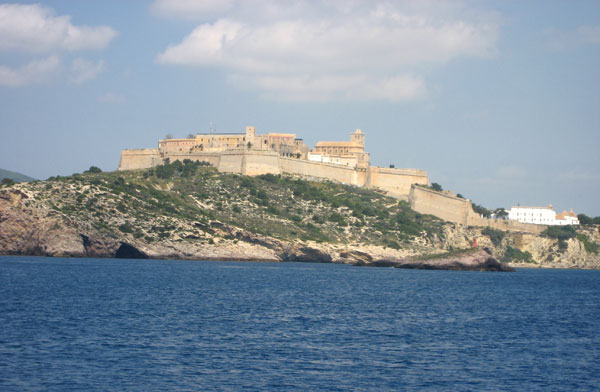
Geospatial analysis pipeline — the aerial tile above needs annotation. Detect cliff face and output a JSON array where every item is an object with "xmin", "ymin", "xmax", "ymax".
[
  {"xmin": 1, "ymin": 165, "xmax": 598, "ymax": 269},
  {"xmin": 429, "ymin": 224, "xmax": 600, "ymax": 269}
]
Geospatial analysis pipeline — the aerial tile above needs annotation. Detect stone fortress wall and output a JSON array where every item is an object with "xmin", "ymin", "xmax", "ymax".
[
  {"xmin": 118, "ymin": 126, "xmax": 543, "ymax": 234},
  {"xmin": 408, "ymin": 185, "xmax": 545, "ymax": 234}
]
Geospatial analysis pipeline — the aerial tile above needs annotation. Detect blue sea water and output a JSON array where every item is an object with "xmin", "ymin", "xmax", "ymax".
[{"xmin": 0, "ymin": 256, "xmax": 599, "ymax": 391}]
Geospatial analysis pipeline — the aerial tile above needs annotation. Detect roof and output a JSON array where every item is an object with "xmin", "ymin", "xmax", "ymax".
[
  {"xmin": 195, "ymin": 132, "xmax": 244, "ymax": 136},
  {"xmin": 556, "ymin": 210, "xmax": 578, "ymax": 219},
  {"xmin": 315, "ymin": 141, "xmax": 362, "ymax": 147},
  {"xmin": 159, "ymin": 138, "xmax": 196, "ymax": 142},
  {"xmin": 267, "ymin": 132, "xmax": 296, "ymax": 137},
  {"xmin": 510, "ymin": 206, "xmax": 554, "ymax": 210}
]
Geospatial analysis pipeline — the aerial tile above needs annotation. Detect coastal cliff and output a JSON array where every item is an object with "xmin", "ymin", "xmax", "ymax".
[{"xmin": 1, "ymin": 161, "xmax": 598, "ymax": 269}]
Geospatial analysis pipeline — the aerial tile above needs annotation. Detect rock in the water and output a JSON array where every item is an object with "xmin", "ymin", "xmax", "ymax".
[{"xmin": 355, "ymin": 248, "xmax": 514, "ymax": 272}]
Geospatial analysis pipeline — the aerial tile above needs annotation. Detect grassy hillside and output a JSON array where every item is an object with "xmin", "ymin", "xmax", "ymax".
[
  {"xmin": 24, "ymin": 160, "xmax": 445, "ymax": 248},
  {"xmin": 0, "ymin": 168, "xmax": 36, "ymax": 183}
]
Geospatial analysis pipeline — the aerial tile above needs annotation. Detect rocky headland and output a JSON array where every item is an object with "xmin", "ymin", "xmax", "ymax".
[{"xmin": 1, "ymin": 161, "xmax": 599, "ymax": 270}]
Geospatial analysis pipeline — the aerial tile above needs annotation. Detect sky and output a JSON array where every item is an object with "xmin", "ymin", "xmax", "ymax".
[{"xmin": 0, "ymin": 0, "xmax": 599, "ymax": 215}]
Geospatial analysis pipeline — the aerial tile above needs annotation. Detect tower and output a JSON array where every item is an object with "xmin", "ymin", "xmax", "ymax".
[
  {"xmin": 245, "ymin": 126, "xmax": 256, "ymax": 146},
  {"xmin": 351, "ymin": 129, "xmax": 364, "ymax": 146}
]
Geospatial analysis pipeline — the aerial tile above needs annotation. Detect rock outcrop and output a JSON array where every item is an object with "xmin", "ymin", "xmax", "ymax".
[{"xmin": 353, "ymin": 248, "xmax": 514, "ymax": 271}]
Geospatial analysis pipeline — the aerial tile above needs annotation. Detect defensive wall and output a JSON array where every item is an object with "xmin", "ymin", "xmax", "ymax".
[
  {"xmin": 118, "ymin": 149, "xmax": 162, "ymax": 171},
  {"xmin": 408, "ymin": 185, "xmax": 545, "ymax": 234},
  {"xmin": 118, "ymin": 148, "xmax": 426, "ymax": 198},
  {"xmin": 279, "ymin": 156, "xmax": 367, "ymax": 186},
  {"xmin": 367, "ymin": 167, "xmax": 428, "ymax": 200},
  {"xmin": 118, "ymin": 148, "xmax": 543, "ymax": 233}
]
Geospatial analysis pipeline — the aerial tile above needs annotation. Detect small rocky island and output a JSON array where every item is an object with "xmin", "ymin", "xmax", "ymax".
[{"xmin": 353, "ymin": 248, "xmax": 514, "ymax": 271}]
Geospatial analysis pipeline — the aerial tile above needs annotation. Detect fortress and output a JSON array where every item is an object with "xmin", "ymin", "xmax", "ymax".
[
  {"xmin": 118, "ymin": 125, "xmax": 544, "ymax": 234},
  {"xmin": 119, "ymin": 126, "xmax": 428, "ymax": 200}
]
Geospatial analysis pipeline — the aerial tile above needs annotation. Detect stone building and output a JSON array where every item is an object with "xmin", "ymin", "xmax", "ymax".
[
  {"xmin": 158, "ymin": 126, "xmax": 308, "ymax": 157},
  {"xmin": 309, "ymin": 129, "xmax": 370, "ymax": 168}
]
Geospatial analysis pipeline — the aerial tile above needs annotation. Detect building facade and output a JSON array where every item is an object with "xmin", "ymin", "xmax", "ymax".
[
  {"xmin": 508, "ymin": 205, "xmax": 579, "ymax": 225},
  {"xmin": 309, "ymin": 129, "xmax": 370, "ymax": 168}
]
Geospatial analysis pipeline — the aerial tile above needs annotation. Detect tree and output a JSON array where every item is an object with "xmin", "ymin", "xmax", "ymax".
[
  {"xmin": 431, "ymin": 182, "xmax": 442, "ymax": 191},
  {"xmin": 456, "ymin": 193, "xmax": 464, "ymax": 199},
  {"xmin": 187, "ymin": 133, "xmax": 195, "ymax": 139},
  {"xmin": 247, "ymin": 141, "xmax": 253, "ymax": 149},
  {"xmin": 1, "ymin": 178, "xmax": 15, "ymax": 186},
  {"xmin": 389, "ymin": 164, "xmax": 395, "ymax": 168},
  {"xmin": 472, "ymin": 203, "xmax": 491, "ymax": 218},
  {"xmin": 85, "ymin": 166, "xmax": 102, "ymax": 174},
  {"xmin": 578, "ymin": 214, "xmax": 593, "ymax": 225},
  {"xmin": 493, "ymin": 208, "xmax": 509, "ymax": 219},
  {"xmin": 165, "ymin": 133, "xmax": 174, "ymax": 139}
]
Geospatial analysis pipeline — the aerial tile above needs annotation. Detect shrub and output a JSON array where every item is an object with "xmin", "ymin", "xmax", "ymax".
[
  {"xmin": 481, "ymin": 227, "xmax": 505, "ymax": 247},
  {"xmin": 576, "ymin": 233, "xmax": 599, "ymax": 254},
  {"xmin": 541, "ymin": 225, "xmax": 576, "ymax": 252},
  {"xmin": 328, "ymin": 212, "xmax": 347, "ymax": 226},
  {"xmin": 85, "ymin": 166, "xmax": 102, "ymax": 174},
  {"xmin": 578, "ymin": 214, "xmax": 600, "ymax": 225},
  {"xmin": 501, "ymin": 246, "xmax": 535, "ymax": 264},
  {"xmin": 118, "ymin": 223, "xmax": 134, "ymax": 233}
]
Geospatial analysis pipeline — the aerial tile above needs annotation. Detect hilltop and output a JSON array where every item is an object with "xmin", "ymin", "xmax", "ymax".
[
  {"xmin": 1, "ymin": 160, "xmax": 599, "ymax": 268},
  {"xmin": 0, "ymin": 168, "xmax": 36, "ymax": 183}
]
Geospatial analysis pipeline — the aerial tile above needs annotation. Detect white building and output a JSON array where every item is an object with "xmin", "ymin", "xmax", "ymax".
[{"xmin": 507, "ymin": 205, "xmax": 579, "ymax": 226}]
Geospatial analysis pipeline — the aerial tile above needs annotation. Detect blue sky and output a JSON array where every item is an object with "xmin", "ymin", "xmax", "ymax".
[{"xmin": 1, "ymin": 0, "xmax": 599, "ymax": 215}]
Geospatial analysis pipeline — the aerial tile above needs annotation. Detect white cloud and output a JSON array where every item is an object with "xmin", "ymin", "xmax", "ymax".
[
  {"xmin": 70, "ymin": 58, "xmax": 105, "ymax": 84},
  {"xmin": 0, "ymin": 3, "xmax": 118, "ymax": 53},
  {"xmin": 97, "ymin": 92, "xmax": 126, "ymax": 105},
  {"xmin": 156, "ymin": 1, "xmax": 498, "ymax": 102},
  {"xmin": 0, "ymin": 56, "xmax": 60, "ymax": 87},
  {"xmin": 151, "ymin": 0, "xmax": 234, "ymax": 20},
  {"xmin": 541, "ymin": 24, "xmax": 600, "ymax": 50}
]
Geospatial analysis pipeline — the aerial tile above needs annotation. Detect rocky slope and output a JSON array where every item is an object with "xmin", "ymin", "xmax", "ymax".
[{"xmin": 1, "ymin": 162, "xmax": 599, "ymax": 269}]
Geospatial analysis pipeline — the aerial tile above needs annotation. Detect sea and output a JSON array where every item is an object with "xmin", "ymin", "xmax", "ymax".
[{"xmin": 1, "ymin": 256, "xmax": 599, "ymax": 391}]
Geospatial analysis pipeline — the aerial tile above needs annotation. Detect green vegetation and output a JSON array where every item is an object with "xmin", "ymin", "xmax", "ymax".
[
  {"xmin": 430, "ymin": 182, "xmax": 442, "ymax": 191},
  {"xmin": 481, "ymin": 227, "xmax": 506, "ymax": 247},
  {"xmin": 578, "ymin": 214, "xmax": 600, "ymax": 225},
  {"xmin": 84, "ymin": 166, "xmax": 102, "ymax": 174},
  {"xmin": 541, "ymin": 225, "xmax": 576, "ymax": 250},
  {"xmin": 472, "ymin": 203, "xmax": 491, "ymax": 218},
  {"xmin": 576, "ymin": 233, "xmax": 599, "ymax": 254},
  {"xmin": 11, "ymin": 160, "xmax": 445, "ymax": 248},
  {"xmin": 0, "ymin": 168, "xmax": 37, "ymax": 183},
  {"xmin": 501, "ymin": 246, "xmax": 535, "ymax": 264}
]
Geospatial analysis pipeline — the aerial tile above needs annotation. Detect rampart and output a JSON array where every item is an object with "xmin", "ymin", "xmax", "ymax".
[
  {"xmin": 279, "ymin": 156, "xmax": 366, "ymax": 186},
  {"xmin": 118, "ymin": 149, "xmax": 162, "ymax": 171},
  {"xmin": 409, "ymin": 185, "xmax": 545, "ymax": 234},
  {"xmin": 118, "ymin": 148, "xmax": 426, "ymax": 198},
  {"xmin": 118, "ymin": 148, "xmax": 541, "ymax": 234},
  {"xmin": 368, "ymin": 167, "xmax": 428, "ymax": 200}
]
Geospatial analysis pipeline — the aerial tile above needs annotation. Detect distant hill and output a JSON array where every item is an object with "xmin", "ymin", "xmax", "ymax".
[{"xmin": 0, "ymin": 168, "xmax": 37, "ymax": 183}]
